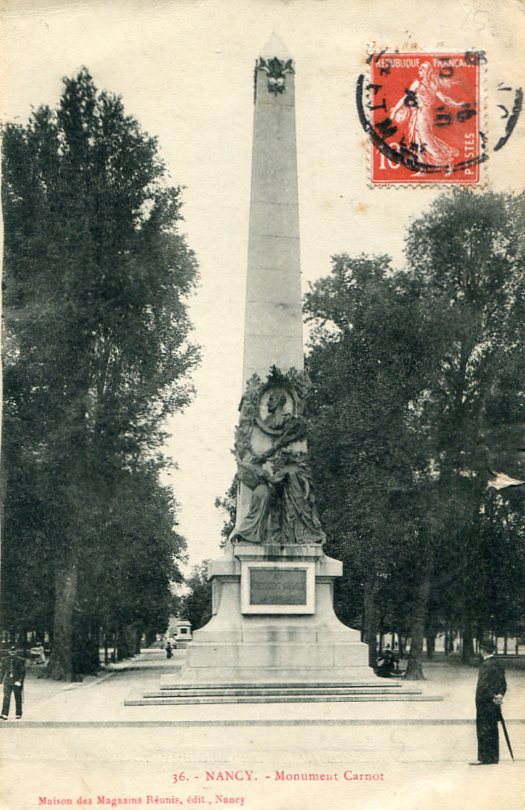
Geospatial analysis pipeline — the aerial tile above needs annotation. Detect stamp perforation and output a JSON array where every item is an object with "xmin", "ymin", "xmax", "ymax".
[{"xmin": 360, "ymin": 49, "xmax": 488, "ymax": 189}]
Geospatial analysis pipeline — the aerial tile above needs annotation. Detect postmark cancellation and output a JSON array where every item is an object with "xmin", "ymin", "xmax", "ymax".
[{"xmin": 363, "ymin": 52, "xmax": 483, "ymax": 185}]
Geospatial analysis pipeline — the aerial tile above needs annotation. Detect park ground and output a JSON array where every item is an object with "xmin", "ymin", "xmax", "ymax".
[{"xmin": 1, "ymin": 649, "xmax": 524, "ymax": 810}]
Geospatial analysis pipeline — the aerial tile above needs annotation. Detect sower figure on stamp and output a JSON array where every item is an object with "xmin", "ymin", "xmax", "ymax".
[
  {"xmin": 388, "ymin": 62, "xmax": 466, "ymax": 171},
  {"xmin": 470, "ymin": 639, "xmax": 507, "ymax": 765},
  {"xmin": 1, "ymin": 643, "xmax": 26, "ymax": 720}
]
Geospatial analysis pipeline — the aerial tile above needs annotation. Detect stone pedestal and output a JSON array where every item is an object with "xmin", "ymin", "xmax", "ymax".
[{"xmin": 179, "ymin": 544, "xmax": 373, "ymax": 683}]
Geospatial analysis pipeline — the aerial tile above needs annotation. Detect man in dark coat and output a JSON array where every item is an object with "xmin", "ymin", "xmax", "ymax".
[
  {"xmin": 1, "ymin": 644, "xmax": 26, "ymax": 720},
  {"xmin": 470, "ymin": 639, "xmax": 507, "ymax": 765}
]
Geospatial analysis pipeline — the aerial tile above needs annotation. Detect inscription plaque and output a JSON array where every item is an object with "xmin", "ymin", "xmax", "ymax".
[
  {"xmin": 240, "ymin": 560, "xmax": 315, "ymax": 614},
  {"xmin": 250, "ymin": 567, "xmax": 307, "ymax": 606}
]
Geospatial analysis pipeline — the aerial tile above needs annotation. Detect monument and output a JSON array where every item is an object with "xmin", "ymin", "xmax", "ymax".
[
  {"xmin": 125, "ymin": 38, "xmax": 442, "ymax": 706},
  {"xmin": 178, "ymin": 35, "xmax": 373, "ymax": 684}
]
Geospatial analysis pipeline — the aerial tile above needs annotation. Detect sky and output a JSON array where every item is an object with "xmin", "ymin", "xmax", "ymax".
[{"xmin": 2, "ymin": 0, "xmax": 524, "ymax": 568}]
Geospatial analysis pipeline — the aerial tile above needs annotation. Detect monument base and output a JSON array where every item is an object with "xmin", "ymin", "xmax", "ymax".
[{"xmin": 178, "ymin": 543, "xmax": 374, "ymax": 684}]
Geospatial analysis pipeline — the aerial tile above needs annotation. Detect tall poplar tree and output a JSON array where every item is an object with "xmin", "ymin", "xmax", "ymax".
[
  {"xmin": 405, "ymin": 190, "xmax": 525, "ymax": 669},
  {"xmin": 304, "ymin": 255, "xmax": 433, "ymax": 667},
  {"xmin": 305, "ymin": 190, "xmax": 525, "ymax": 678},
  {"xmin": 2, "ymin": 69, "xmax": 199, "ymax": 679}
]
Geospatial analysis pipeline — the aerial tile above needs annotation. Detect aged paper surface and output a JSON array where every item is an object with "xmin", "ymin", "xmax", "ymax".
[{"xmin": 1, "ymin": 1, "xmax": 524, "ymax": 809}]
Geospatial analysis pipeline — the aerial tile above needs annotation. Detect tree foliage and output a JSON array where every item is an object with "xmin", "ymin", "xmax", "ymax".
[
  {"xmin": 179, "ymin": 563, "xmax": 212, "ymax": 631},
  {"xmin": 1, "ymin": 69, "xmax": 199, "ymax": 678},
  {"xmin": 305, "ymin": 190, "xmax": 525, "ymax": 677},
  {"xmin": 214, "ymin": 476, "xmax": 238, "ymax": 542}
]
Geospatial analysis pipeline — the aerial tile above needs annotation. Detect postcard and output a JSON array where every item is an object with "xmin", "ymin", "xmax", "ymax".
[{"xmin": 1, "ymin": 1, "xmax": 524, "ymax": 809}]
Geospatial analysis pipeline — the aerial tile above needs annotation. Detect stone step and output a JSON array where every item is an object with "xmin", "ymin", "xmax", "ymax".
[
  {"xmin": 145, "ymin": 687, "xmax": 421, "ymax": 698},
  {"xmin": 159, "ymin": 680, "xmax": 403, "ymax": 690},
  {"xmin": 125, "ymin": 694, "xmax": 443, "ymax": 706}
]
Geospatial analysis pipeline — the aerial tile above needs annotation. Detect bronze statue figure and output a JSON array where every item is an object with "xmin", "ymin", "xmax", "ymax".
[{"xmin": 232, "ymin": 379, "xmax": 325, "ymax": 546}]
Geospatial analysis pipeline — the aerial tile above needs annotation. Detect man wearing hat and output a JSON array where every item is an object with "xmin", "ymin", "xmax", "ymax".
[
  {"xmin": 470, "ymin": 639, "xmax": 507, "ymax": 765},
  {"xmin": 1, "ymin": 643, "xmax": 26, "ymax": 720}
]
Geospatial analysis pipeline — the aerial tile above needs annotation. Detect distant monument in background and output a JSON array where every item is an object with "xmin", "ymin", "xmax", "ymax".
[{"xmin": 179, "ymin": 35, "xmax": 373, "ymax": 684}]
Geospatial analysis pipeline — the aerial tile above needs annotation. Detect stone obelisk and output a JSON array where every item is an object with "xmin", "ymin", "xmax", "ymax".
[
  {"xmin": 242, "ymin": 33, "xmax": 303, "ymax": 385},
  {"xmin": 179, "ymin": 37, "xmax": 373, "ymax": 685},
  {"xmin": 235, "ymin": 33, "xmax": 307, "ymax": 532}
]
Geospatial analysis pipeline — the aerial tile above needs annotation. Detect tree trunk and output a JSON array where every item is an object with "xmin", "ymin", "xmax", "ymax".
[
  {"xmin": 425, "ymin": 633, "xmax": 436, "ymax": 660},
  {"xmin": 123, "ymin": 623, "xmax": 138, "ymax": 657},
  {"xmin": 70, "ymin": 616, "xmax": 100, "ymax": 675},
  {"xmin": 116, "ymin": 624, "xmax": 137, "ymax": 660},
  {"xmin": 145, "ymin": 627, "xmax": 157, "ymax": 648},
  {"xmin": 461, "ymin": 624, "xmax": 474, "ymax": 663},
  {"xmin": 405, "ymin": 574, "xmax": 431, "ymax": 680},
  {"xmin": 46, "ymin": 556, "xmax": 78, "ymax": 680},
  {"xmin": 134, "ymin": 624, "xmax": 143, "ymax": 655},
  {"xmin": 0, "ymin": 454, "xmax": 7, "ymax": 639},
  {"xmin": 363, "ymin": 576, "xmax": 378, "ymax": 668}
]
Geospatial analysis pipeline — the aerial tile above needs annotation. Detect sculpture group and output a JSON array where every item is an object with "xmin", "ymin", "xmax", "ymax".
[{"xmin": 232, "ymin": 368, "xmax": 325, "ymax": 546}]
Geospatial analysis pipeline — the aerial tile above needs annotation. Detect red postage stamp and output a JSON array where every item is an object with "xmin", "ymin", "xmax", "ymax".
[{"xmin": 367, "ymin": 52, "xmax": 482, "ymax": 184}]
